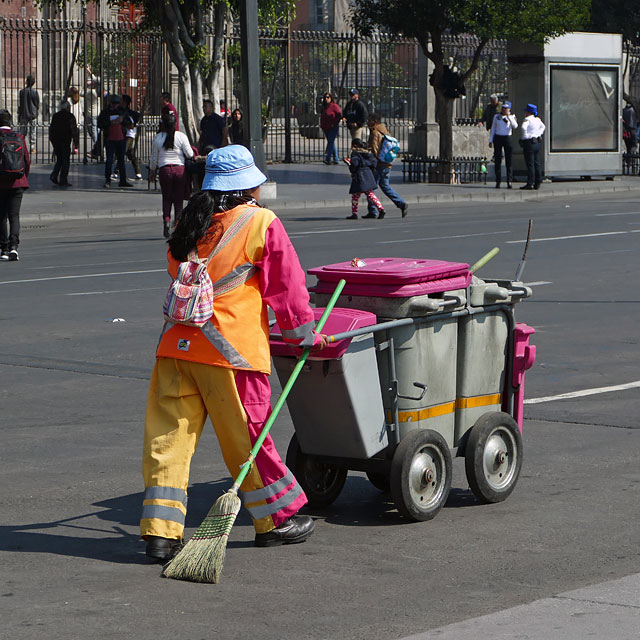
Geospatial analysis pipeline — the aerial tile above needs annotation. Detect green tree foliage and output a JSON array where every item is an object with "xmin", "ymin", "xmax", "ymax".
[
  {"xmin": 589, "ymin": 0, "xmax": 640, "ymax": 46},
  {"xmin": 352, "ymin": 0, "xmax": 589, "ymax": 161},
  {"xmin": 589, "ymin": 0, "xmax": 640, "ymax": 109}
]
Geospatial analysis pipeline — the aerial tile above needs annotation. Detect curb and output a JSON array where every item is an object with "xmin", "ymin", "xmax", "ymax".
[{"xmin": 19, "ymin": 181, "xmax": 640, "ymax": 222}]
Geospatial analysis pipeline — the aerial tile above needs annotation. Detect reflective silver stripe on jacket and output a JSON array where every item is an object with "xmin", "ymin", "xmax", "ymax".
[
  {"xmin": 212, "ymin": 262, "xmax": 257, "ymax": 297},
  {"xmin": 157, "ymin": 320, "xmax": 174, "ymax": 350},
  {"xmin": 281, "ymin": 319, "xmax": 315, "ymax": 348},
  {"xmin": 140, "ymin": 504, "xmax": 186, "ymax": 525},
  {"xmin": 243, "ymin": 482, "xmax": 304, "ymax": 521},
  {"xmin": 143, "ymin": 485, "xmax": 188, "ymax": 507},
  {"xmin": 158, "ymin": 319, "xmax": 250, "ymax": 368},
  {"xmin": 200, "ymin": 322, "xmax": 251, "ymax": 368},
  {"xmin": 241, "ymin": 469, "xmax": 295, "ymax": 504}
]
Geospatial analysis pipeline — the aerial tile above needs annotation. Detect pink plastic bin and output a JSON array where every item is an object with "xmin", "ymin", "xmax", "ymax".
[
  {"xmin": 270, "ymin": 307, "xmax": 378, "ymax": 360},
  {"xmin": 308, "ymin": 257, "xmax": 471, "ymax": 298}
]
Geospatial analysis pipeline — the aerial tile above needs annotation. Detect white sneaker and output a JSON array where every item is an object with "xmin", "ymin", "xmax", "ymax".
[
  {"xmin": 0, "ymin": 251, "xmax": 9, "ymax": 261},
  {"xmin": 8, "ymin": 249, "xmax": 19, "ymax": 261},
  {"xmin": 135, "ymin": 173, "xmax": 143, "ymax": 180}
]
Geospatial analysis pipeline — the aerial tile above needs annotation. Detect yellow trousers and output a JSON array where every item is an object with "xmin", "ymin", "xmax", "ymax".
[{"xmin": 141, "ymin": 358, "xmax": 304, "ymax": 539}]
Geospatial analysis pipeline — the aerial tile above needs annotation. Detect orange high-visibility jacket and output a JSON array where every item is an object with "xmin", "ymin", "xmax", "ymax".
[{"xmin": 156, "ymin": 204, "xmax": 316, "ymax": 373}]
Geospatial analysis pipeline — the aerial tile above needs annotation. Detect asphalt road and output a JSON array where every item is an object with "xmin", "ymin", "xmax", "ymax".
[{"xmin": 2, "ymin": 192, "xmax": 639, "ymax": 639}]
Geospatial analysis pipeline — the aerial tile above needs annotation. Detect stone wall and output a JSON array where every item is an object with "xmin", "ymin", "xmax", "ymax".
[{"xmin": 408, "ymin": 124, "xmax": 492, "ymax": 159}]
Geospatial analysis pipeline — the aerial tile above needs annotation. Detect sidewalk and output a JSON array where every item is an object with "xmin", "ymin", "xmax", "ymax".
[
  {"xmin": 401, "ymin": 572, "xmax": 640, "ymax": 640},
  {"xmin": 20, "ymin": 160, "xmax": 640, "ymax": 222}
]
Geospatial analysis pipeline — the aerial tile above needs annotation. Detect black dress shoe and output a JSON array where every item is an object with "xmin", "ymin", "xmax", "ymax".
[
  {"xmin": 534, "ymin": 183, "xmax": 541, "ymax": 190},
  {"xmin": 377, "ymin": 209, "xmax": 386, "ymax": 219},
  {"xmin": 255, "ymin": 515, "xmax": 315, "ymax": 547},
  {"xmin": 60, "ymin": 182, "xmax": 72, "ymax": 187},
  {"xmin": 507, "ymin": 182, "xmax": 512, "ymax": 189},
  {"xmin": 345, "ymin": 214, "xmax": 358, "ymax": 220},
  {"xmin": 520, "ymin": 185, "xmax": 534, "ymax": 190},
  {"xmin": 50, "ymin": 175, "xmax": 59, "ymax": 185},
  {"xmin": 495, "ymin": 183, "xmax": 501, "ymax": 188},
  {"xmin": 361, "ymin": 213, "xmax": 377, "ymax": 219},
  {"xmin": 163, "ymin": 222, "xmax": 170, "ymax": 238},
  {"xmin": 145, "ymin": 536, "xmax": 184, "ymax": 562},
  {"xmin": 400, "ymin": 203, "xmax": 409, "ymax": 218}
]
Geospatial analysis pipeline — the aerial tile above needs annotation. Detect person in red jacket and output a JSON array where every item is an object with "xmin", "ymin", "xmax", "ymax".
[
  {"xmin": 0, "ymin": 109, "xmax": 30, "ymax": 261},
  {"xmin": 320, "ymin": 92, "xmax": 342, "ymax": 164}
]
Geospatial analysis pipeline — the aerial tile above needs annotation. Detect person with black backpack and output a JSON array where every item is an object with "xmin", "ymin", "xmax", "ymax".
[{"xmin": 0, "ymin": 109, "xmax": 30, "ymax": 261}]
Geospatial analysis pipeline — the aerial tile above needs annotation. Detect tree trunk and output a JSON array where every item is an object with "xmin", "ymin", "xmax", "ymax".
[
  {"xmin": 434, "ymin": 87, "xmax": 454, "ymax": 183},
  {"xmin": 435, "ymin": 87, "xmax": 454, "ymax": 160},
  {"xmin": 155, "ymin": 3, "xmax": 226, "ymax": 145}
]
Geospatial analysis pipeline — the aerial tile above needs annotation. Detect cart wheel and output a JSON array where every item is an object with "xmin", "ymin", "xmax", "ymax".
[
  {"xmin": 286, "ymin": 434, "xmax": 347, "ymax": 508},
  {"xmin": 366, "ymin": 470, "xmax": 390, "ymax": 492},
  {"xmin": 390, "ymin": 429, "xmax": 452, "ymax": 521},
  {"xmin": 464, "ymin": 412, "xmax": 523, "ymax": 504}
]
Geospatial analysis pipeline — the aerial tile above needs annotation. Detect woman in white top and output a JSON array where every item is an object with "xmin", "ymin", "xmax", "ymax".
[
  {"xmin": 489, "ymin": 100, "xmax": 518, "ymax": 189},
  {"xmin": 150, "ymin": 112, "xmax": 194, "ymax": 237},
  {"xmin": 520, "ymin": 103, "xmax": 546, "ymax": 190}
]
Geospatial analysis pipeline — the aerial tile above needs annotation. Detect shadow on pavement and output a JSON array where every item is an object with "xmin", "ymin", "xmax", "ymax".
[
  {"xmin": 302, "ymin": 477, "xmax": 481, "ymax": 527},
  {"xmin": 0, "ymin": 479, "xmax": 255, "ymax": 564}
]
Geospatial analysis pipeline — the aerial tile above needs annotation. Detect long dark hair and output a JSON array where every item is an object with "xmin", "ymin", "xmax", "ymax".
[
  {"xmin": 168, "ymin": 189, "xmax": 260, "ymax": 261},
  {"xmin": 161, "ymin": 112, "xmax": 176, "ymax": 150}
]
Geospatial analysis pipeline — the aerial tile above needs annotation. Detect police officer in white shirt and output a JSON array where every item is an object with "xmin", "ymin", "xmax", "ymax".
[
  {"xmin": 520, "ymin": 103, "xmax": 546, "ymax": 190},
  {"xmin": 489, "ymin": 100, "xmax": 518, "ymax": 188}
]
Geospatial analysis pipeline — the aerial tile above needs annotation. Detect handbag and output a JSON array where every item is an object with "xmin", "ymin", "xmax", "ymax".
[{"xmin": 163, "ymin": 206, "xmax": 256, "ymax": 326}]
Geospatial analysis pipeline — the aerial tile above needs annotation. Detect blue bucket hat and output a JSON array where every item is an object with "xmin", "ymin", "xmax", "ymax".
[
  {"xmin": 202, "ymin": 145, "xmax": 267, "ymax": 192},
  {"xmin": 501, "ymin": 100, "xmax": 512, "ymax": 109},
  {"xmin": 525, "ymin": 103, "xmax": 538, "ymax": 116}
]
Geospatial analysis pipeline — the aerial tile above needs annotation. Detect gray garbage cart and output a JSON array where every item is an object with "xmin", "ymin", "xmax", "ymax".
[{"xmin": 270, "ymin": 257, "xmax": 536, "ymax": 521}]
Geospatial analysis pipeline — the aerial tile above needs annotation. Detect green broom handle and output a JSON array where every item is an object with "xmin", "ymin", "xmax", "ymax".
[{"xmin": 230, "ymin": 278, "xmax": 347, "ymax": 493}]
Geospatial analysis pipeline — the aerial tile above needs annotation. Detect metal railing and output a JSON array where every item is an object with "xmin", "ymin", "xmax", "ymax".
[
  {"xmin": 401, "ymin": 155, "xmax": 488, "ymax": 184},
  {"xmin": 622, "ymin": 152, "xmax": 640, "ymax": 176},
  {"xmin": 1, "ymin": 16, "xmax": 510, "ymax": 165}
]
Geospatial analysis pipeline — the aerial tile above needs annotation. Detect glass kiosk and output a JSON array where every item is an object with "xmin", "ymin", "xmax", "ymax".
[{"xmin": 507, "ymin": 33, "xmax": 622, "ymax": 179}]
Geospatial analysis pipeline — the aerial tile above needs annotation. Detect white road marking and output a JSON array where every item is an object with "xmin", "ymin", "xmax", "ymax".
[
  {"xmin": 289, "ymin": 226, "xmax": 378, "ymax": 237},
  {"xmin": 525, "ymin": 380, "xmax": 640, "ymax": 404},
  {"xmin": 0, "ymin": 268, "xmax": 166, "ymax": 286},
  {"xmin": 67, "ymin": 287, "xmax": 166, "ymax": 296},
  {"xmin": 379, "ymin": 230, "xmax": 511, "ymax": 244},
  {"xmin": 30, "ymin": 258, "xmax": 163, "ymax": 271},
  {"xmin": 524, "ymin": 281, "xmax": 552, "ymax": 286},
  {"xmin": 507, "ymin": 230, "xmax": 639, "ymax": 243},
  {"xmin": 595, "ymin": 211, "xmax": 640, "ymax": 216}
]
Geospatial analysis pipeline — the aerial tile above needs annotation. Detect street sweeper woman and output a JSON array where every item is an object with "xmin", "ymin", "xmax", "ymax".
[{"xmin": 141, "ymin": 145, "xmax": 325, "ymax": 562}]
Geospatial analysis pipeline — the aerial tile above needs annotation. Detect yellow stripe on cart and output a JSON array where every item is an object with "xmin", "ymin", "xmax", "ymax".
[{"xmin": 387, "ymin": 393, "xmax": 502, "ymax": 423}]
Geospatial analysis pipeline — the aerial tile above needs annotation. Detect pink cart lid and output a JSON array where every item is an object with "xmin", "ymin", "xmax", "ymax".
[
  {"xmin": 270, "ymin": 307, "xmax": 377, "ymax": 360},
  {"xmin": 308, "ymin": 257, "xmax": 471, "ymax": 297}
]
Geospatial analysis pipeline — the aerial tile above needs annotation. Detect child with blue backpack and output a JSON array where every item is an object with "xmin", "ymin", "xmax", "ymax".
[
  {"xmin": 366, "ymin": 114, "xmax": 408, "ymax": 218},
  {"xmin": 344, "ymin": 139, "xmax": 386, "ymax": 220}
]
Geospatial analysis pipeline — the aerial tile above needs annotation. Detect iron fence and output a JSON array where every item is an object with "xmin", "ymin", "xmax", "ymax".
[
  {"xmin": 0, "ymin": 16, "xmax": 169, "ymax": 164},
  {"xmin": 622, "ymin": 153, "xmax": 640, "ymax": 175},
  {"xmin": 401, "ymin": 155, "xmax": 488, "ymax": 184},
  {"xmin": 441, "ymin": 34, "xmax": 509, "ymax": 122},
  {"xmin": 0, "ymin": 16, "xmax": 509, "ymax": 165}
]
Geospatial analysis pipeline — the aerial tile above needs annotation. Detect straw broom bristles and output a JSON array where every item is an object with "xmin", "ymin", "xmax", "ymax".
[{"xmin": 162, "ymin": 491, "xmax": 241, "ymax": 583}]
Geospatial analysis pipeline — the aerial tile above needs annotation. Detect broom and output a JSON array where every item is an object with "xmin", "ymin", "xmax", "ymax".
[{"xmin": 163, "ymin": 278, "xmax": 347, "ymax": 583}]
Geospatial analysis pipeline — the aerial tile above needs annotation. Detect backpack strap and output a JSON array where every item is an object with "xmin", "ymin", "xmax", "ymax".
[
  {"xmin": 205, "ymin": 205, "xmax": 257, "ymax": 264},
  {"xmin": 212, "ymin": 262, "xmax": 257, "ymax": 296}
]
